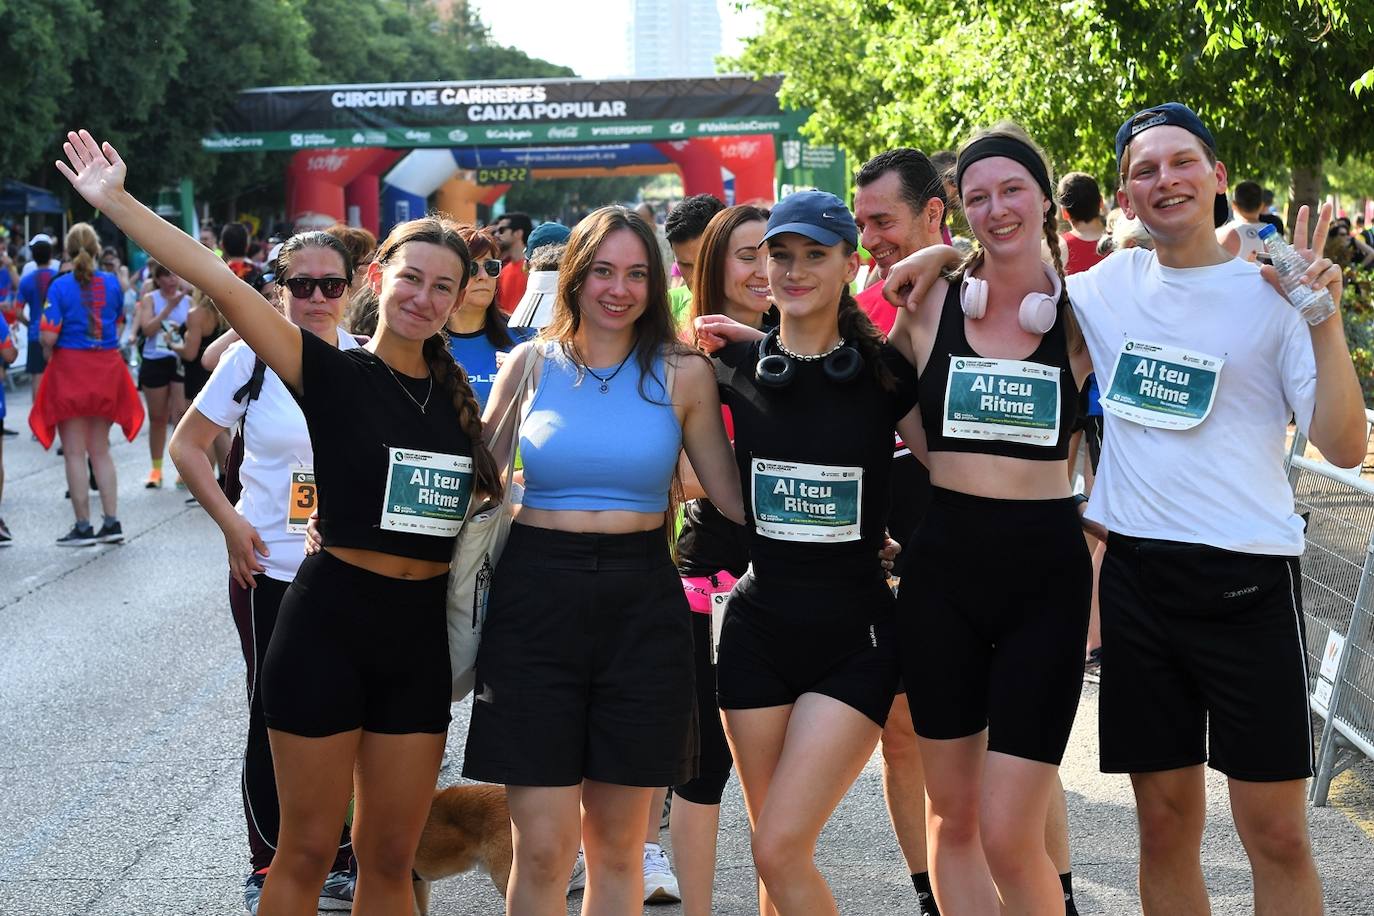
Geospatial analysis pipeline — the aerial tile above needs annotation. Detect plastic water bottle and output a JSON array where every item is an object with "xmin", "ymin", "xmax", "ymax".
[{"xmin": 1257, "ymin": 223, "xmax": 1336, "ymax": 325}]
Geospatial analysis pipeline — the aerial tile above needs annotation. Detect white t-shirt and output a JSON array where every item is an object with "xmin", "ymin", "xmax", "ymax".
[
  {"xmin": 1068, "ymin": 247, "xmax": 1317, "ymax": 555},
  {"xmin": 192, "ymin": 328, "xmax": 359, "ymax": 582}
]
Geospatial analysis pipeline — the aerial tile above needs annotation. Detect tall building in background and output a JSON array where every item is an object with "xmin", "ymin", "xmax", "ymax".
[{"xmin": 632, "ymin": 0, "xmax": 722, "ymax": 78}]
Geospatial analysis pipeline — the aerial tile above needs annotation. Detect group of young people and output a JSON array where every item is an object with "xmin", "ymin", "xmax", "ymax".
[{"xmin": 51, "ymin": 94, "xmax": 1364, "ymax": 916}]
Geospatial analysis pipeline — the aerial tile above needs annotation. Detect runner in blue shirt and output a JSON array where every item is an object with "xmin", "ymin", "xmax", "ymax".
[{"xmin": 445, "ymin": 226, "xmax": 533, "ymax": 407}]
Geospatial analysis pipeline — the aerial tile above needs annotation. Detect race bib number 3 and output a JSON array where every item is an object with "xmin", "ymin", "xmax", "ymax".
[
  {"xmin": 1103, "ymin": 339, "xmax": 1224, "ymax": 430},
  {"xmin": 751, "ymin": 458, "xmax": 862, "ymax": 543},
  {"xmin": 380, "ymin": 447, "xmax": 474, "ymax": 536},
  {"xmin": 286, "ymin": 466, "xmax": 316, "ymax": 534}
]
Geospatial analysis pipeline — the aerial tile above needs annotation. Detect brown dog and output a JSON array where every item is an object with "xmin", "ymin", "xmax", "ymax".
[{"xmin": 412, "ymin": 784, "xmax": 513, "ymax": 915}]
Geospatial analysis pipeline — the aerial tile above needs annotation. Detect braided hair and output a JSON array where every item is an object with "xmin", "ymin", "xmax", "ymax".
[
  {"xmin": 837, "ymin": 268, "xmax": 896, "ymax": 391},
  {"xmin": 374, "ymin": 216, "xmax": 501, "ymax": 500}
]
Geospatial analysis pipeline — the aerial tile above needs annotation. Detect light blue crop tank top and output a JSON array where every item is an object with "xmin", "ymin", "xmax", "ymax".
[{"xmin": 520, "ymin": 343, "xmax": 682, "ymax": 512}]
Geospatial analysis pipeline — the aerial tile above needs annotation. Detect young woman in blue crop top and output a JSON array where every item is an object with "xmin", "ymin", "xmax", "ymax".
[
  {"xmin": 59, "ymin": 130, "xmax": 498, "ymax": 915},
  {"xmin": 877, "ymin": 124, "xmax": 1094, "ymax": 915},
  {"xmin": 462, "ymin": 206, "xmax": 744, "ymax": 916}
]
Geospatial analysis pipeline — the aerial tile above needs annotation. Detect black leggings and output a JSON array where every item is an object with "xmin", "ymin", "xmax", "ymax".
[
  {"xmin": 228, "ymin": 574, "xmax": 351, "ymax": 872},
  {"xmin": 898, "ymin": 488, "xmax": 1091, "ymax": 765}
]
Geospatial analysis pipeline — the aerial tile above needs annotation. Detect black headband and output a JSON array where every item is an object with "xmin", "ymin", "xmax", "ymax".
[{"xmin": 956, "ymin": 136, "xmax": 1054, "ymax": 204}]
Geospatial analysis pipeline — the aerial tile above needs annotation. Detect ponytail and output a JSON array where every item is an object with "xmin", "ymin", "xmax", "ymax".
[
  {"xmin": 1041, "ymin": 213, "xmax": 1085, "ymax": 356},
  {"xmin": 837, "ymin": 288, "xmax": 896, "ymax": 391},
  {"xmin": 66, "ymin": 223, "xmax": 101, "ymax": 287},
  {"xmin": 422, "ymin": 332, "xmax": 501, "ymax": 500}
]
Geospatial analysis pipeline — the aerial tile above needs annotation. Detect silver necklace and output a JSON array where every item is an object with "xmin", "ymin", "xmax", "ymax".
[
  {"xmin": 383, "ymin": 361, "xmax": 434, "ymax": 413},
  {"xmin": 775, "ymin": 335, "xmax": 846, "ymax": 361}
]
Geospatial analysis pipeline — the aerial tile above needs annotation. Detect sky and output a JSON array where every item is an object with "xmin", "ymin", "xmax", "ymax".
[{"xmin": 468, "ymin": 0, "xmax": 763, "ymax": 80}]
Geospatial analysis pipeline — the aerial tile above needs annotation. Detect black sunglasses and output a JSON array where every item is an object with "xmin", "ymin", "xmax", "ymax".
[
  {"xmin": 470, "ymin": 258, "xmax": 502, "ymax": 278},
  {"xmin": 284, "ymin": 276, "xmax": 348, "ymax": 299}
]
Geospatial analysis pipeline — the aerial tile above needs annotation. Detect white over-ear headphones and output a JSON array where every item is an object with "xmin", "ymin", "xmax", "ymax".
[{"xmin": 960, "ymin": 262, "xmax": 1063, "ymax": 335}]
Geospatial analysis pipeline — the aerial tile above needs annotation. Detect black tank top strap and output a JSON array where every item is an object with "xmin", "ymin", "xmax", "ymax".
[{"xmin": 918, "ymin": 271, "xmax": 1075, "ymax": 461}]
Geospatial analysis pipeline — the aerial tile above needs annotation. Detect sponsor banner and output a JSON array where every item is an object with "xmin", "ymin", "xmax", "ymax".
[
  {"xmin": 203, "ymin": 115, "xmax": 808, "ymax": 151},
  {"xmin": 208, "ymin": 75, "xmax": 792, "ymax": 137}
]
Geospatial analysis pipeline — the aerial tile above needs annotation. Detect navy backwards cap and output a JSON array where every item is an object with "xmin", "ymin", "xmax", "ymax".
[
  {"xmin": 1115, "ymin": 102, "xmax": 1228, "ymax": 228},
  {"xmin": 761, "ymin": 190, "xmax": 859, "ymax": 249},
  {"xmin": 526, "ymin": 221, "xmax": 571, "ymax": 254}
]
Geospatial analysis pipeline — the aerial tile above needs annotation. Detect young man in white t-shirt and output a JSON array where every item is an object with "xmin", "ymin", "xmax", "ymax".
[
  {"xmin": 1078, "ymin": 103, "xmax": 1365, "ymax": 915},
  {"xmin": 878, "ymin": 102, "xmax": 1365, "ymax": 916}
]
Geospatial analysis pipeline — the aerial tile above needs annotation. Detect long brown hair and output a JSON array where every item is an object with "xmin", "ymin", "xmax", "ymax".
[
  {"xmin": 954, "ymin": 121, "xmax": 1084, "ymax": 354},
  {"xmin": 454, "ymin": 226, "xmax": 515, "ymax": 349},
  {"xmin": 689, "ymin": 205, "xmax": 769, "ymax": 342},
  {"xmin": 66, "ymin": 223, "xmax": 101, "ymax": 287},
  {"xmin": 542, "ymin": 205, "xmax": 696, "ymax": 402},
  {"xmin": 374, "ymin": 215, "xmax": 501, "ymax": 500}
]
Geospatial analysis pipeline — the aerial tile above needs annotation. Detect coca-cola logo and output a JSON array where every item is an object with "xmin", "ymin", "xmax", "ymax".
[
  {"xmin": 719, "ymin": 140, "xmax": 762, "ymax": 159},
  {"xmin": 306, "ymin": 154, "xmax": 348, "ymax": 172}
]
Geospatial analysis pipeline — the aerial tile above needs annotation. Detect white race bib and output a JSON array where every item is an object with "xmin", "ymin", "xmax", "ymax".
[
  {"xmin": 709, "ymin": 591, "xmax": 729, "ymax": 666},
  {"xmin": 943, "ymin": 356, "xmax": 1062, "ymax": 447},
  {"xmin": 751, "ymin": 458, "xmax": 862, "ymax": 543},
  {"xmin": 379, "ymin": 447, "xmax": 474, "ymax": 536},
  {"xmin": 1102, "ymin": 339, "xmax": 1224, "ymax": 430}
]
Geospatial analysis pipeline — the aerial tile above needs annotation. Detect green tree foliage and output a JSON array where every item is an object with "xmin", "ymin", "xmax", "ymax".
[
  {"xmin": 737, "ymin": 0, "xmax": 1374, "ymax": 206},
  {"xmin": 1, "ymin": 0, "xmax": 573, "ymax": 215}
]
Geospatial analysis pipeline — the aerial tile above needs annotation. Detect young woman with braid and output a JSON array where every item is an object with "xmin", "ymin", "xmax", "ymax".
[
  {"xmin": 882, "ymin": 122, "xmax": 1093, "ymax": 914},
  {"xmin": 58, "ymin": 129, "xmax": 497, "ymax": 916}
]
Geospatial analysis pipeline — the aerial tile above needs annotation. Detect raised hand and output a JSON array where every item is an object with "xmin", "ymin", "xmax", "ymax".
[
  {"xmin": 54, "ymin": 129, "xmax": 128, "ymax": 212},
  {"xmin": 1260, "ymin": 202, "xmax": 1343, "ymax": 314}
]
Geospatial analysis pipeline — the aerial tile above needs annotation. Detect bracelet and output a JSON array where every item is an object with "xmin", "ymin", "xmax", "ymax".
[{"xmin": 1073, "ymin": 493, "xmax": 1089, "ymax": 507}]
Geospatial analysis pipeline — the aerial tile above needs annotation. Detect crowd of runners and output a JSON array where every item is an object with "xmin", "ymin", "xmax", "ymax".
[{"xmin": 3, "ymin": 100, "xmax": 1365, "ymax": 916}]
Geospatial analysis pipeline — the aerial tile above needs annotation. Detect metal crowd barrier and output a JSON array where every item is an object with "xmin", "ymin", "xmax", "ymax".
[{"xmin": 1286, "ymin": 411, "xmax": 1374, "ymax": 806}]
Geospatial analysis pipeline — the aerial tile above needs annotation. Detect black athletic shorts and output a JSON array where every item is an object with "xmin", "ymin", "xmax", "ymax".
[
  {"xmin": 1084, "ymin": 415, "xmax": 1103, "ymax": 475},
  {"xmin": 1098, "ymin": 535, "xmax": 1313, "ymax": 782},
  {"xmin": 463, "ymin": 524, "xmax": 697, "ymax": 788},
  {"xmin": 716, "ymin": 570, "xmax": 899, "ymax": 728},
  {"xmin": 674, "ymin": 607, "xmax": 734, "ymax": 805},
  {"xmin": 137, "ymin": 354, "xmax": 183, "ymax": 389},
  {"xmin": 887, "ymin": 452, "xmax": 932, "ymax": 581},
  {"xmin": 899, "ymin": 488, "xmax": 1091, "ymax": 764},
  {"xmin": 26, "ymin": 339, "xmax": 47, "ymax": 375},
  {"xmin": 262, "ymin": 550, "xmax": 451, "ymax": 737}
]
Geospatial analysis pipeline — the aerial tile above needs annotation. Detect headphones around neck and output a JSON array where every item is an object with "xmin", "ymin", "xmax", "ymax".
[
  {"xmin": 755, "ymin": 327, "xmax": 864, "ymax": 389},
  {"xmin": 960, "ymin": 262, "xmax": 1063, "ymax": 335}
]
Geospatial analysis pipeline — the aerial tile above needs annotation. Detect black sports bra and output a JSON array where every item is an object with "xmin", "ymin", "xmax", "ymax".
[{"xmin": 918, "ymin": 275, "xmax": 1076, "ymax": 461}]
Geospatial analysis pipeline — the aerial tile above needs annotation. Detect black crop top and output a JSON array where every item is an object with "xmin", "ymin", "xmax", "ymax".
[
  {"xmin": 294, "ymin": 328, "xmax": 474, "ymax": 562},
  {"xmin": 715, "ymin": 338, "xmax": 919, "ymax": 581},
  {"xmin": 918, "ymin": 276, "xmax": 1075, "ymax": 461}
]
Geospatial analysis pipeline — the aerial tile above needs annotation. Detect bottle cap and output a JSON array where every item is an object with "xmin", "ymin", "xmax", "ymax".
[{"xmin": 1257, "ymin": 223, "xmax": 1278, "ymax": 239}]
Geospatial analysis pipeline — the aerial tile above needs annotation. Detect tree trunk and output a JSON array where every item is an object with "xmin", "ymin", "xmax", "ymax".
[{"xmin": 1288, "ymin": 163, "xmax": 1322, "ymax": 235}]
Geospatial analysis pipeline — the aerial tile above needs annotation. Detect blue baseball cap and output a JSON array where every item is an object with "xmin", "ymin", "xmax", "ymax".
[
  {"xmin": 761, "ymin": 190, "xmax": 859, "ymax": 249},
  {"xmin": 1115, "ymin": 102, "xmax": 1228, "ymax": 227}
]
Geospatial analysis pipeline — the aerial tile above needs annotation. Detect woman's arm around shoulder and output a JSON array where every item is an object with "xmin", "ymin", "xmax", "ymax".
[{"xmin": 675, "ymin": 352, "xmax": 744, "ymax": 524}]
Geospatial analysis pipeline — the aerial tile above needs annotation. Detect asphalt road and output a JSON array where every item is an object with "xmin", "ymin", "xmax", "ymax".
[{"xmin": 2, "ymin": 378, "xmax": 1373, "ymax": 915}]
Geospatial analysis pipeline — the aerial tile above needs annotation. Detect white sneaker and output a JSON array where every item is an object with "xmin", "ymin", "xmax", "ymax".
[
  {"xmin": 642, "ymin": 843, "xmax": 680, "ymax": 904},
  {"xmin": 567, "ymin": 848, "xmax": 586, "ymax": 895}
]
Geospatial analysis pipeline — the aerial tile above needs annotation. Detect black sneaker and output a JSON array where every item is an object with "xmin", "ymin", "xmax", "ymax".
[
  {"xmin": 0, "ymin": 520, "xmax": 12, "ymax": 547},
  {"xmin": 57, "ymin": 523, "xmax": 98, "ymax": 547},
  {"xmin": 96, "ymin": 520, "xmax": 124, "ymax": 544},
  {"xmin": 0, "ymin": 425, "xmax": 17, "ymax": 437}
]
